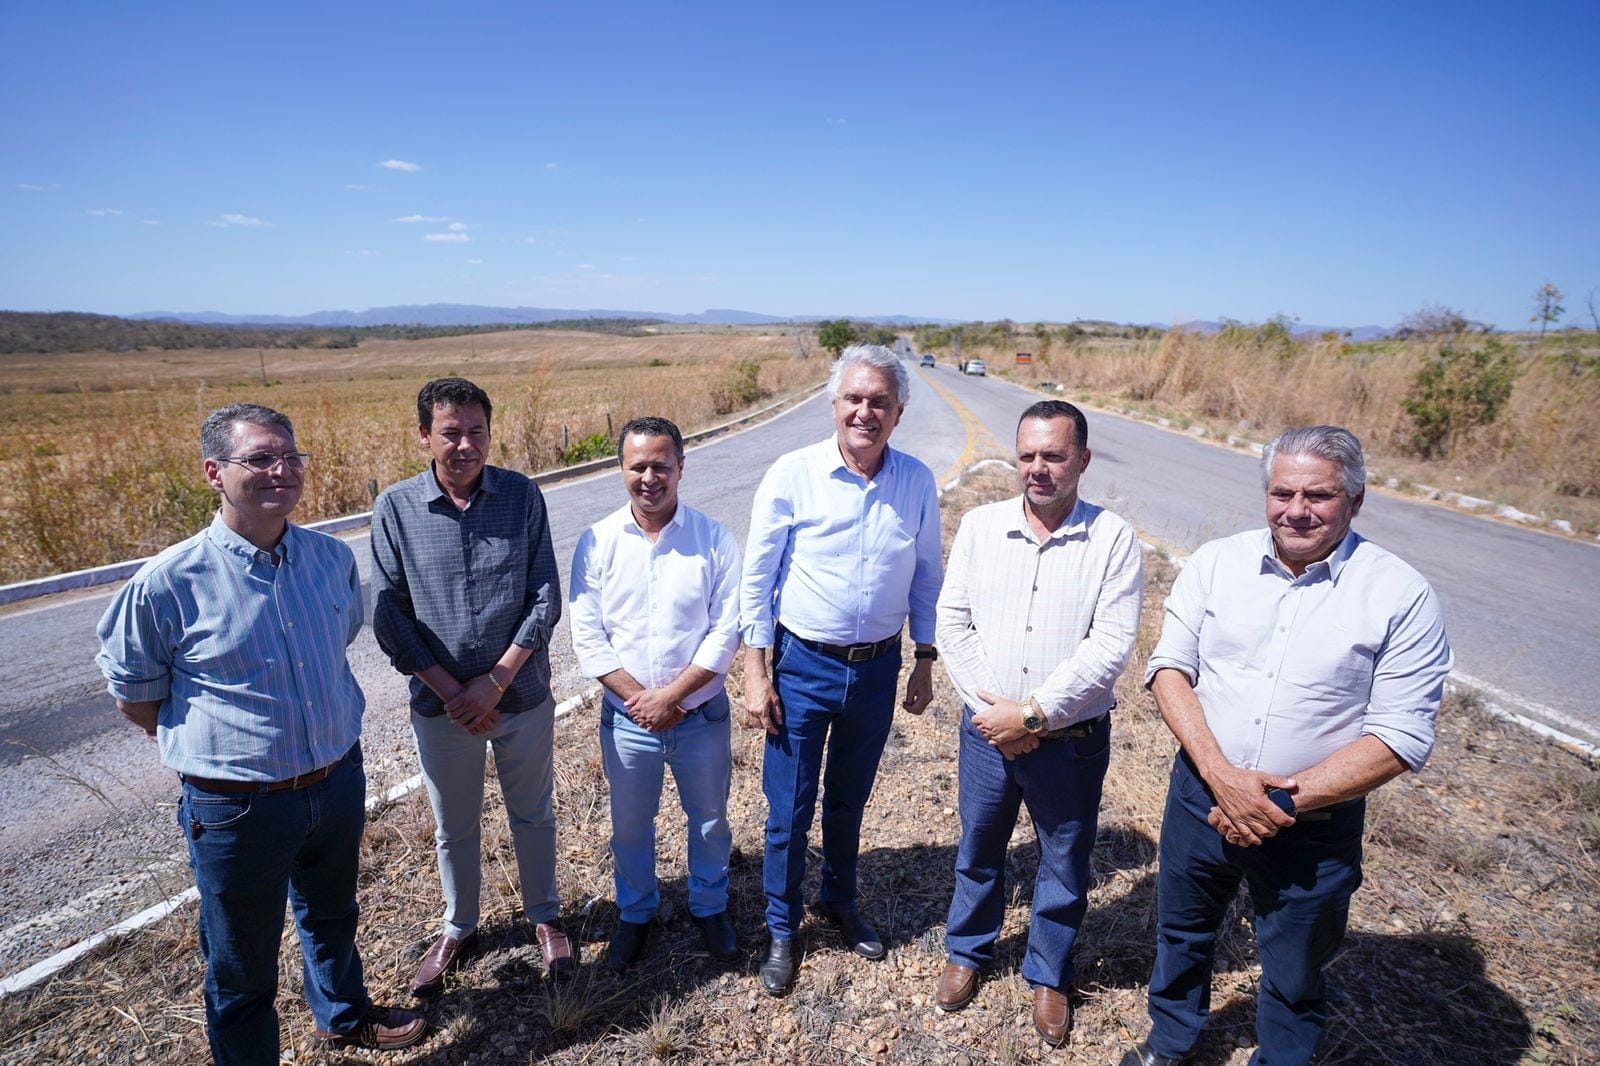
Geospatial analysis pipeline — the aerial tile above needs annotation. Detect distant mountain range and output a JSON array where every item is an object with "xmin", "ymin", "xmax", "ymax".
[
  {"xmin": 128, "ymin": 303, "xmax": 946, "ymax": 328},
  {"xmin": 1172, "ymin": 320, "xmax": 1391, "ymax": 341}
]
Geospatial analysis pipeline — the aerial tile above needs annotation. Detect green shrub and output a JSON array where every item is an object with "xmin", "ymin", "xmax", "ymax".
[
  {"xmin": 1402, "ymin": 338, "xmax": 1520, "ymax": 459},
  {"xmin": 560, "ymin": 431, "xmax": 614, "ymax": 464},
  {"xmin": 709, "ymin": 360, "xmax": 768, "ymax": 415}
]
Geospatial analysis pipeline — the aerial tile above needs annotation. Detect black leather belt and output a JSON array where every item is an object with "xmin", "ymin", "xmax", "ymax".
[
  {"xmin": 181, "ymin": 751, "xmax": 345, "ymax": 794},
  {"xmin": 795, "ymin": 632, "xmax": 902, "ymax": 663},
  {"xmin": 1042, "ymin": 713, "xmax": 1108, "ymax": 741}
]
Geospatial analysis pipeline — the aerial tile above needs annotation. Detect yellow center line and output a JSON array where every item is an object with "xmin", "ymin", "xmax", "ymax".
[{"xmin": 916, "ymin": 368, "xmax": 1002, "ymax": 487}]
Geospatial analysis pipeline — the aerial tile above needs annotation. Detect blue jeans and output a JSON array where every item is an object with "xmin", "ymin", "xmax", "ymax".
[
  {"xmin": 600, "ymin": 690, "xmax": 733, "ymax": 921},
  {"xmin": 762, "ymin": 629, "xmax": 901, "ymax": 938},
  {"xmin": 1147, "ymin": 752, "xmax": 1365, "ymax": 1066},
  {"xmin": 178, "ymin": 746, "xmax": 370, "ymax": 1066},
  {"xmin": 946, "ymin": 709, "xmax": 1110, "ymax": 991},
  {"xmin": 411, "ymin": 698, "xmax": 559, "ymax": 938}
]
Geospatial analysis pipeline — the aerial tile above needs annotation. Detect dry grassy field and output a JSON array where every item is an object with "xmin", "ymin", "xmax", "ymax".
[
  {"xmin": 3, "ymin": 467, "xmax": 1595, "ymax": 1064},
  {"xmin": 0, "ymin": 328, "xmax": 826, "ymax": 583},
  {"xmin": 925, "ymin": 324, "xmax": 1600, "ymax": 537}
]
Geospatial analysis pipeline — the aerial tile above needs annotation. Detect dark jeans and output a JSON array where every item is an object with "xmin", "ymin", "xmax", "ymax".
[
  {"xmin": 179, "ymin": 747, "xmax": 370, "ymax": 1066},
  {"xmin": 761, "ymin": 629, "xmax": 901, "ymax": 939},
  {"xmin": 945, "ymin": 708, "xmax": 1110, "ymax": 991},
  {"xmin": 1147, "ymin": 752, "xmax": 1365, "ymax": 1066}
]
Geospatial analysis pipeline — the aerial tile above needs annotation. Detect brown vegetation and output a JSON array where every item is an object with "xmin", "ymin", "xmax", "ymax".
[
  {"xmin": 0, "ymin": 329, "xmax": 827, "ymax": 583},
  {"xmin": 917, "ymin": 321, "xmax": 1600, "ymax": 535},
  {"xmin": 2, "ymin": 468, "xmax": 1595, "ymax": 1063}
]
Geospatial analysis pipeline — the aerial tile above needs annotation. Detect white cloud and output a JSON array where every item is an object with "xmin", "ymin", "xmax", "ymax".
[
  {"xmin": 345, "ymin": 183, "xmax": 372, "ymax": 190},
  {"xmin": 447, "ymin": 221, "xmax": 470, "ymax": 231},
  {"xmin": 544, "ymin": 162, "xmax": 558, "ymax": 171},
  {"xmin": 87, "ymin": 208, "xmax": 124, "ymax": 216},
  {"xmin": 394, "ymin": 214, "xmax": 449, "ymax": 223},
  {"xmin": 466, "ymin": 258, "xmax": 483, "ymax": 265},
  {"xmin": 140, "ymin": 219, "xmax": 161, "ymax": 226},
  {"xmin": 344, "ymin": 249, "xmax": 381, "ymax": 257},
  {"xmin": 424, "ymin": 232, "xmax": 470, "ymax": 243},
  {"xmin": 208, "ymin": 213, "xmax": 273, "ymax": 228},
  {"xmin": 16, "ymin": 183, "xmax": 46, "ymax": 191},
  {"xmin": 577, "ymin": 263, "xmax": 596, "ymax": 270},
  {"xmin": 379, "ymin": 159, "xmax": 421, "ymax": 172}
]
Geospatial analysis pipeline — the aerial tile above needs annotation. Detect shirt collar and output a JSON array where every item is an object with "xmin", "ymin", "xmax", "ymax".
[
  {"xmin": 1007, "ymin": 495, "xmax": 1088, "ymax": 545},
  {"xmin": 1256, "ymin": 527, "xmax": 1359, "ymax": 581},
  {"xmin": 423, "ymin": 462, "xmax": 500, "ymax": 503},
  {"xmin": 819, "ymin": 435, "xmax": 895, "ymax": 483},
  {"xmin": 207, "ymin": 510, "xmax": 294, "ymax": 566},
  {"xmin": 621, "ymin": 502, "xmax": 685, "ymax": 538}
]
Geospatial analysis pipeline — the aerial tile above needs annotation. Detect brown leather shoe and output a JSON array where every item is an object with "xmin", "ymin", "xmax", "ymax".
[
  {"xmin": 411, "ymin": 931, "xmax": 477, "ymax": 995},
  {"xmin": 535, "ymin": 920, "xmax": 576, "ymax": 979},
  {"xmin": 935, "ymin": 962, "xmax": 978, "ymax": 1011},
  {"xmin": 1032, "ymin": 985, "xmax": 1071, "ymax": 1047},
  {"xmin": 316, "ymin": 1005, "xmax": 428, "ymax": 1050}
]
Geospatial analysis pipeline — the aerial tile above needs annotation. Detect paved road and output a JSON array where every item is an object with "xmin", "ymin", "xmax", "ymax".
[{"xmin": 4, "ymin": 355, "xmax": 1596, "ymax": 981}]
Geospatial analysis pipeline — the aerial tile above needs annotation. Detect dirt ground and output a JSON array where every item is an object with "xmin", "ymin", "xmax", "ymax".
[{"xmin": 3, "ymin": 468, "xmax": 1597, "ymax": 1064}]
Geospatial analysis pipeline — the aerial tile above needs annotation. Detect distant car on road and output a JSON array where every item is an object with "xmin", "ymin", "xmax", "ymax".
[
  {"xmin": 962, "ymin": 358, "xmax": 987, "ymax": 376},
  {"xmin": 919, "ymin": 354, "xmax": 935, "ymax": 368}
]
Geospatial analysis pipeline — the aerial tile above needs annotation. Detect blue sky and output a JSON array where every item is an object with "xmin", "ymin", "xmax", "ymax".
[{"xmin": 3, "ymin": 1, "xmax": 1596, "ymax": 328}]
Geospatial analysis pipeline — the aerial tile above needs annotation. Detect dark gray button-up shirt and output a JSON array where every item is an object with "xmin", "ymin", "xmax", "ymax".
[{"xmin": 372, "ymin": 464, "xmax": 560, "ymax": 716}]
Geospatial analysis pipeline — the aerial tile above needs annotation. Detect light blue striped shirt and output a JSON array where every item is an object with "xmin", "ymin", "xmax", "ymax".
[
  {"xmin": 96, "ymin": 512, "xmax": 366, "ymax": 781},
  {"xmin": 740, "ymin": 436, "xmax": 943, "ymax": 648}
]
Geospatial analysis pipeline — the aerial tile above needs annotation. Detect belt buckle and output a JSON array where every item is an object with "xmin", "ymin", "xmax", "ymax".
[{"xmin": 845, "ymin": 644, "xmax": 872, "ymax": 663}]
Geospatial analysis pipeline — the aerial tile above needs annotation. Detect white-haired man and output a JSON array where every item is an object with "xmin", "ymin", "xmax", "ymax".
[{"xmin": 741, "ymin": 343, "xmax": 943, "ymax": 996}]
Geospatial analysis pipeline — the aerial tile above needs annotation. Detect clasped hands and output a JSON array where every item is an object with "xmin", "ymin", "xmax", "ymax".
[
  {"xmin": 972, "ymin": 691, "xmax": 1040, "ymax": 761},
  {"xmin": 444, "ymin": 673, "xmax": 504, "ymax": 735},
  {"xmin": 1205, "ymin": 763, "xmax": 1299, "ymax": 847}
]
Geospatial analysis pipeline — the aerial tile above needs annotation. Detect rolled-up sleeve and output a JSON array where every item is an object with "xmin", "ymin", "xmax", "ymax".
[
  {"xmin": 370, "ymin": 493, "xmax": 437, "ymax": 675},
  {"xmin": 1363, "ymin": 579, "xmax": 1452, "ymax": 770},
  {"xmin": 740, "ymin": 464, "xmax": 792, "ymax": 648},
  {"xmin": 693, "ymin": 526, "xmax": 743, "ymax": 673},
  {"xmin": 1144, "ymin": 546, "xmax": 1209, "ymax": 688},
  {"xmin": 95, "ymin": 575, "xmax": 173, "ymax": 703},
  {"xmin": 568, "ymin": 527, "xmax": 623, "ymax": 680},
  {"xmin": 515, "ymin": 485, "xmax": 561, "ymax": 651}
]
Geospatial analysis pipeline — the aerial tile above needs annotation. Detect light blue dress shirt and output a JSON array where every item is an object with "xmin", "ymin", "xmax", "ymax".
[
  {"xmin": 1145, "ymin": 528, "xmax": 1452, "ymax": 775},
  {"xmin": 740, "ymin": 436, "xmax": 942, "ymax": 648},
  {"xmin": 96, "ymin": 512, "xmax": 366, "ymax": 781}
]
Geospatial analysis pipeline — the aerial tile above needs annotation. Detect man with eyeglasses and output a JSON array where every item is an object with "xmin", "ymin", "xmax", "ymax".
[
  {"xmin": 370, "ymin": 377, "xmax": 569, "ymax": 995},
  {"xmin": 1122, "ymin": 425, "xmax": 1452, "ymax": 1066},
  {"xmin": 96, "ymin": 402, "xmax": 426, "ymax": 1064}
]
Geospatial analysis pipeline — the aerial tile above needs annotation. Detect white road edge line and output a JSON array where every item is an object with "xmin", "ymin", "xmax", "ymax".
[{"xmin": 0, "ymin": 685, "xmax": 600, "ymax": 999}]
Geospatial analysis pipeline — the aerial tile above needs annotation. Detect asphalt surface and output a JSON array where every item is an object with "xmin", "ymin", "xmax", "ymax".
[{"xmin": 3, "ymin": 355, "xmax": 1596, "ymax": 983}]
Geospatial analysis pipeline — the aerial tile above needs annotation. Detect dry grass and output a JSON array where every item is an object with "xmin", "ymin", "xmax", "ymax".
[
  {"xmin": 2, "ymin": 467, "xmax": 1597, "ymax": 1063},
  {"xmin": 943, "ymin": 325, "xmax": 1600, "ymax": 535},
  {"xmin": 0, "ymin": 329, "xmax": 827, "ymax": 583}
]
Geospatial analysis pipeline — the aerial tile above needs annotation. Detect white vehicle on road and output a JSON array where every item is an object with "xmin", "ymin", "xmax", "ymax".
[{"xmin": 962, "ymin": 358, "xmax": 987, "ymax": 376}]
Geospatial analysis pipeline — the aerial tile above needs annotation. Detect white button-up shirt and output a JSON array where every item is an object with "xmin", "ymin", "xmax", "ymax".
[
  {"xmin": 569, "ymin": 502, "xmax": 742, "ymax": 709},
  {"xmin": 936, "ymin": 496, "xmax": 1143, "ymax": 729},
  {"xmin": 1145, "ymin": 528, "xmax": 1452, "ymax": 775},
  {"xmin": 740, "ymin": 436, "xmax": 942, "ymax": 648}
]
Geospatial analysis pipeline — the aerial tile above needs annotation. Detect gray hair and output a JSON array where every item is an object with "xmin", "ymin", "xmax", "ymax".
[
  {"xmin": 828, "ymin": 344, "xmax": 910, "ymax": 406},
  {"xmin": 201, "ymin": 402, "xmax": 295, "ymax": 460},
  {"xmin": 1261, "ymin": 425, "xmax": 1367, "ymax": 498}
]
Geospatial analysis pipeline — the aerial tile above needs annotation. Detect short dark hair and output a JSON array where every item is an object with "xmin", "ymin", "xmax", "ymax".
[
  {"xmin": 617, "ymin": 415, "xmax": 684, "ymax": 462},
  {"xmin": 417, "ymin": 377, "xmax": 493, "ymax": 431},
  {"xmin": 1018, "ymin": 399, "xmax": 1088, "ymax": 449},
  {"xmin": 200, "ymin": 402, "xmax": 294, "ymax": 460}
]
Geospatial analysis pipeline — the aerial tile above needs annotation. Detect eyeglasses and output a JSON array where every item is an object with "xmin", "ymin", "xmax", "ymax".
[{"xmin": 219, "ymin": 451, "xmax": 312, "ymax": 472}]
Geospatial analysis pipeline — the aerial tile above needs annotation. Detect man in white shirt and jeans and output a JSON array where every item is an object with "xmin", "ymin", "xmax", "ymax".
[
  {"xmin": 569, "ymin": 416, "xmax": 743, "ymax": 969},
  {"xmin": 933, "ymin": 400, "xmax": 1143, "ymax": 1047},
  {"xmin": 741, "ymin": 344, "xmax": 943, "ymax": 996},
  {"xmin": 1124, "ymin": 425, "xmax": 1452, "ymax": 1066}
]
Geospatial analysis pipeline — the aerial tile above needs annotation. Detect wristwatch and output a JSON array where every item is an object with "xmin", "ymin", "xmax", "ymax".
[
  {"xmin": 914, "ymin": 645, "xmax": 938, "ymax": 661},
  {"xmin": 1022, "ymin": 696, "xmax": 1047, "ymax": 734}
]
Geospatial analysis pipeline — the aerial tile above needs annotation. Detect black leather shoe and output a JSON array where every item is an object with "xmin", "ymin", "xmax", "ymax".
[
  {"xmin": 692, "ymin": 910, "xmax": 740, "ymax": 961},
  {"xmin": 760, "ymin": 937, "xmax": 797, "ymax": 996},
  {"xmin": 817, "ymin": 905, "xmax": 885, "ymax": 960},
  {"xmin": 1119, "ymin": 1038, "xmax": 1182, "ymax": 1066},
  {"xmin": 607, "ymin": 919, "xmax": 652, "ymax": 972}
]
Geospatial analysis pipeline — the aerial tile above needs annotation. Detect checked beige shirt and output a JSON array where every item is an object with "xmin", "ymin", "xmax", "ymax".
[{"xmin": 935, "ymin": 495, "xmax": 1144, "ymax": 731}]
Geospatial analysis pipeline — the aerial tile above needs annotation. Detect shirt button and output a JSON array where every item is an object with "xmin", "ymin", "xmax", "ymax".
[
  {"xmin": 1026, "ymin": 626, "xmax": 1033, "ymax": 632},
  {"xmin": 1267, "ymin": 671, "xmax": 1275, "ymax": 678},
  {"xmin": 1021, "ymin": 667, "xmax": 1029, "ymax": 674},
  {"xmin": 286, "ymin": 621, "xmax": 294, "ymax": 628},
  {"xmin": 298, "ymin": 661, "xmax": 305, "ymax": 669},
  {"xmin": 1254, "ymin": 718, "xmax": 1262, "ymax": 725}
]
